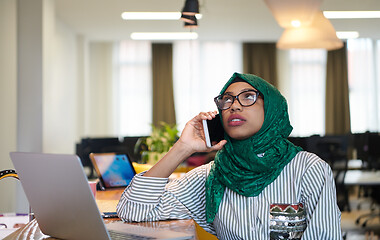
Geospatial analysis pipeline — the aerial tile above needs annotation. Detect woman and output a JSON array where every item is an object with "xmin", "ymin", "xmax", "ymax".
[{"xmin": 117, "ymin": 73, "xmax": 342, "ymax": 239}]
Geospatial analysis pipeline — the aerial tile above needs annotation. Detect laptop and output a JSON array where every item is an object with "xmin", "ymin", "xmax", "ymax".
[
  {"xmin": 10, "ymin": 152, "xmax": 193, "ymax": 240},
  {"xmin": 89, "ymin": 152, "xmax": 136, "ymax": 190}
]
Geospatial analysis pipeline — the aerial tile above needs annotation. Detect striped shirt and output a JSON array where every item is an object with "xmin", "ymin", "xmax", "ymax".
[{"xmin": 117, "ymin": 151, "xmax": 342, "ymax": 239}]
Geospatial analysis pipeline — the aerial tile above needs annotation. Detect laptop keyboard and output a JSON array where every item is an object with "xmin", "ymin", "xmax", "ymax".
[{"xmin": 109, "ymin": 230, "xmax": 156, "ymax": 240}]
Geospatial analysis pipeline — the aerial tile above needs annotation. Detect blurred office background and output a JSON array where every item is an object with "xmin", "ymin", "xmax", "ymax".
[{"xmin": 1, "ymin": 2, "xmax": 380, "ymax": 233}]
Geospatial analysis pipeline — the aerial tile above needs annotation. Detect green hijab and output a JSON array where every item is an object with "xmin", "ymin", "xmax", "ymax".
[{"xmin": 205, "ymin": 72, "xmax": 302, "ymax": 223}]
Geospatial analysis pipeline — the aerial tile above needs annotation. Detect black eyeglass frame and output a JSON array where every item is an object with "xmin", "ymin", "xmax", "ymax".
[{"xmin": 214, "ymin": 89, "xmax": 261, "ymax": 110}]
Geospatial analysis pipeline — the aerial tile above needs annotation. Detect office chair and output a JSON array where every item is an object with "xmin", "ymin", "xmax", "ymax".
[
  {"xmin": 287, "ymin": 136, "xmax": 308, "ymax": 150},
  {"xmin": 315, "ymin": 135, "xmax": 351, "ymax": 212},
  {"xmin": 356, "ymin": 185, "xmax": 380, "ymax": 227},
  {"xmin": 122, "ymin": 136, "xmax": 147, "ymax": 162},
  {"xmin": 354, "ymin": 133, "xmax": 380, "ymax": 227},
  {"xmin": 76, "ymin": 137, "xmax": 123, "ymax": 178},
  {"xmin": 351, "ymin": 132, "xmax": 372, "ymax": 211}
]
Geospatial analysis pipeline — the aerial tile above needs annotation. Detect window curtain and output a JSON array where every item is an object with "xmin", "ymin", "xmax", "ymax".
[
  {"xmin": 243, "ymin": 43, "xmax": 278, "ymax": 87},
  {"xmin": 152, "ymin": 43, "xmax": 176, "ymax": 126},
  {"xmin": 325, "ymin": 43, "xmax": 351, "ymax": 135}
]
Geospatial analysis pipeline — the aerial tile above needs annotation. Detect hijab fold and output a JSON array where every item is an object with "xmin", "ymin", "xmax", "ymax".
[{"xmin": 205, "ymin": 73, "xmax": 302, "ymax": 223}]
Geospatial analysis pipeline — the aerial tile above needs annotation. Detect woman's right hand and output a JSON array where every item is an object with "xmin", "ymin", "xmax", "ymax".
[
  {"xmin": 144, "ymin": 111, "xmax": 227, "ymax": 178},
  {"xmin": 176, "ymin": 111, "xmax": 227, "ymax": 154}
]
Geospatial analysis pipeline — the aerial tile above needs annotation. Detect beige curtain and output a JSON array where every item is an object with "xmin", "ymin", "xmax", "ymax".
[
  {"xmin": 325, "ymin": 43, "xmax": 351, "ymax": 135},
  {"xmin": 243, "ymin": 43, "xmax": 278, "ymax": 87},
  {"xmin": 152, "ymin": 43, "xmax": 176, "ymax": 127}
]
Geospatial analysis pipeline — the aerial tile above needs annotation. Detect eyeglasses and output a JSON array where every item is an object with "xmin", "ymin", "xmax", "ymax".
[{"xmin": 214, "ymin": 90, "xmax": 260, "ymax": 110}]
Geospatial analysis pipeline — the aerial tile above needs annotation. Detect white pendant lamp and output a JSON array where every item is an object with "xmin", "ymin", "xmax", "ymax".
[
  {"xmin": 264, "ymin": 0, "xmax": 323, "ymax": 28},
  {"xmin": 276, "ymin": 11, "xmax": 344, "ymax": 50}
]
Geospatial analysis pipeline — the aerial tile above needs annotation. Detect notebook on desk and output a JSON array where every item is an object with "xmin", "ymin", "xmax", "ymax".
[{"xmin": 10, "ymin": 152, "xmax": 193, "ymax": 240}]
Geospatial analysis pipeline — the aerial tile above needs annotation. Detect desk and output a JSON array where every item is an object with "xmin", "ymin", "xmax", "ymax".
[
  {"xmin": 344, "ymin": 170, "xmax": 380, "ymax": 185},
  {"xmin": 4, "ymin": 189, "xmax": 197, "ymax": 240},
  {"xmin": 344, "ymin": 170, "xmax": 380, "ymax": 228}
]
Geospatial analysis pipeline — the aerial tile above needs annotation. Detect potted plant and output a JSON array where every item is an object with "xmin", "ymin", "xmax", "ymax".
[{"xmin": 135, "ymin": 122, "xmax": 179, "ymax": 165}]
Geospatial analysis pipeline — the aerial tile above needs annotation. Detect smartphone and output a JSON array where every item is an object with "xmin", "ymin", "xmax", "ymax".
[
  {"xmin": 202, "ymin": 114, "xmax": 225, "ymax": 147},
  {"xmin": 102, "ymin": 212, "xmax": 118, "ymax": 218}
]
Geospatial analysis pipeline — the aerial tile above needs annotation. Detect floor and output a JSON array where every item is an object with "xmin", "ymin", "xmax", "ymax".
[{"xmin": 342, "ymin": 187, "xmax": 380, "ymax": 240}]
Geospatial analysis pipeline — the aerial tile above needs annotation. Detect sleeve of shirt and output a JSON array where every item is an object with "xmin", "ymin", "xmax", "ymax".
[
  {"xmin": 301, "ymin": 159, "xmax": 343, "ymax": 240},
  {"xmin": 116, "ymin": 163, "xmax": 216, "ymax": 235}
]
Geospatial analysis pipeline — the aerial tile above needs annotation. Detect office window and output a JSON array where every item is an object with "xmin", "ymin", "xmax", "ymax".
[
  {"xmin": 284, "ymin": 49, "xmax": 327, "ymax": 137},
  {"xmin": 115, "ymin": 41, "xmax": 152, "ymax": 136},
  {"xmin": 173, "ymin": 41, "xmax": 242, "ymax": 131},
  {"xmin": 347, "ymin": 39, "xmax": 380, "ymax": 133}
]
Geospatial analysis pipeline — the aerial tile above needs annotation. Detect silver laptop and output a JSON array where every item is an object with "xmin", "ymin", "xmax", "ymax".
[{"xmin": 10, "ymin": 152, "xmax": 193, "ymax": 240}]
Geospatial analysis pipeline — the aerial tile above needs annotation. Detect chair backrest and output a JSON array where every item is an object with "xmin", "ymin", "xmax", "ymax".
[
  {"xmin": 368, "ymin": 133, "xmax": 380, "ymax": 169},
  {"xmin": 314, "ymin": 135, "xmax": 349, "ymax": 170},
  {"xmin": 353, "ymin": 132, "xmax": 380, "ymax": 170}
]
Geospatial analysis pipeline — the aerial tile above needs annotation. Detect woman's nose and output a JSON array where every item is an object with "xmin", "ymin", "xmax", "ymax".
[{"xmin": 230, "ymin": 98, "xmax": 242, "ymax": 112}]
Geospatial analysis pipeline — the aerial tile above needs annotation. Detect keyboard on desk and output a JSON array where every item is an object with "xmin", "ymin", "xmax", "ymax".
[{"xmin": 109, "ymin": 229, "xmax": 155, "ymax": 240}]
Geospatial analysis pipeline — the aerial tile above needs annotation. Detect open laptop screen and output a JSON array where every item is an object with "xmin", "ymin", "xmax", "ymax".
[{"xmin": 90, "ymin": 153, "xmax": 135, "ymax": 189}]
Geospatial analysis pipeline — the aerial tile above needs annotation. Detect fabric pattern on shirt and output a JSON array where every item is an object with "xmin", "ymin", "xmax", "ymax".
[{"xmin": 116, "ymin": 151, "xmax": 342, "ymax": 240}]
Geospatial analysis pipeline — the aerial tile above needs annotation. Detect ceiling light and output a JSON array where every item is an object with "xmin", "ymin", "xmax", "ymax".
[
  {"xmin": 130, "ymin": 32, "xmax": 198, "ymax": 40},
  {"xmin": 324, "ymin": 11, "xmax": 380, "ymax": 19},
  {"xmin": 336, "ymin": 31, "xmax": 360, "ymax": 39},
  {"xmin": 291, "ymin": 20, "xmax": 301, "ymax": 27},
  {"xmin": 121, "ymin": 12, "xmax": 181, "ymax": 20},
  {"xmin": 121, "ymin": 12, "xmax": 202, "ymax": 20},
  {"xmin": 277, "ymin": 11, "xmax": 343, "ymax": 50},
  {"xmin": 182, "ymin": 0, "xmax": 200, "ymax": 16},
  {"xmin": 264, "ymin": 0, "xmax": 323, "ymax": 28}
]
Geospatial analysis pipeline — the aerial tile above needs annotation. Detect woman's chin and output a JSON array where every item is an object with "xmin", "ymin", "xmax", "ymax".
[
  {"xmin": 227, "ymin": 133, "xmax": 251, "ymax": 141},
  {"xmin": 226, "ymin": 128, "xmax": 259, "ymax": 141}
]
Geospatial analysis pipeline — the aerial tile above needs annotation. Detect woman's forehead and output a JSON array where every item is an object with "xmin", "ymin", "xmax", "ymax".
[{"xmin": 224, "ymin": 81, "xmax": 257, "ymax": 93}]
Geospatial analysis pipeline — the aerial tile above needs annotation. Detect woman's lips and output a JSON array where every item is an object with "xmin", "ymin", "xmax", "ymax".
[{"xmin": 227, "ymin": 114, "xmax": 246, "ymax": 126}]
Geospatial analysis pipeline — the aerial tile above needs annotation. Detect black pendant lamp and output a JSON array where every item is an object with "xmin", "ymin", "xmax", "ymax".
[
  {"xmin": 182, "ymin": 0, "xmax": 199, "ymax": 16},
  {"xmin": 181, "ymin": 14, "xmax": 197, "ymax": 24},
  {"xmin": 184, "ymin": 17, "xmax": 198, "ymax": 28}
]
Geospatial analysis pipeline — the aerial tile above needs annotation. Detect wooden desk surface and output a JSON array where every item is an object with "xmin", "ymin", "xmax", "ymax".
[
  {"xmin": 4, "ymin": 188, "xmax": 197, "ymax": 240},
  {"xmin": 96, "ymin": 188, "xmax": 123, "ymax": 213}
]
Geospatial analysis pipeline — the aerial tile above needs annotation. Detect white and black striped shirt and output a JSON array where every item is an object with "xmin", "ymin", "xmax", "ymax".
[{"xmin": 117, "ymin": 151, "xmax": 342, "ymax": 239}]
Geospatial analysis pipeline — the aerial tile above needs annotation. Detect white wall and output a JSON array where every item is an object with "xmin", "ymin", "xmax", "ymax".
[
  {"xmin": 0, "ymin": 0, "xmax": 84, "ymax": 213},
  {"xmin": 87, "ymin": 42, "xmax": 115, "ymax": 137},
  {"xmin": 16, "ymin": 0, "xmax": 47, "ymax": 213},
  {"xmin": 43, "ymin": 18, "xmax": 79, "ymax": 154},
  {"xmin": 0, "ymin": 0, "xmax": 118, "ymax": 213},
  {"xmin": 0, "ymin": 0, "xmax": 18, "ymax": 213}
]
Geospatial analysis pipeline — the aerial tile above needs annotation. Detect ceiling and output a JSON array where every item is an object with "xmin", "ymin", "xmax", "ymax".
[{"xmin": 55, "ymin": 0, "xmax": 380, "ymax": 42}]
